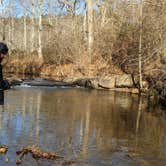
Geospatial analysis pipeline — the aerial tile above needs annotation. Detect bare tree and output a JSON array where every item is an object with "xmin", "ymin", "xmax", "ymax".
[
  {"xmin": 37, "ymin": 0, "xmax": 43, "ymax": 60},
  {"xmin": 87, "ymin": 0, "xmax": 93, "ymax": 63},
  {"xmin": 23, "ymin": 5, "xmax": 27, "ymax": 51},
  {"xmin": 30, "ymin": 0, "xmax": 35, "ymax": 52},
  {"xmin": 0, "ymin": 0, "xmax": 164, "ymax": 85},
  {"xmin": 10, "ymin": 5, "xmax": 14, "ymax": 50},
  {"xmin": 47, "ymin": 0, "xmax": 53, "ymax": 26},
  {"xmin": 83, "ymin": 3, "xmax": 87, "ymax": 42},
  {"xmin": 138, "ymin": 0, "xmax": 143, "ymax": 90}
]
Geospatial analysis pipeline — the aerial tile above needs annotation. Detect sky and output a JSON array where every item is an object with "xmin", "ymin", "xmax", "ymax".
[{"xmin": 0, "ymin": 0, "xmax": 87, "ymax": 18}]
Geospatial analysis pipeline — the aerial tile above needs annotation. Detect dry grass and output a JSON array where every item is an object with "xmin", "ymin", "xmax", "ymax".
[{"xmin": 5, "ymin": 54, "xmax": 123, "ymax": 80}]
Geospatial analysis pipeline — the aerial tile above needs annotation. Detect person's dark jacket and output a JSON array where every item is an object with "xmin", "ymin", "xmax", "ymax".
[{"xmin": 0, "ymin": 64, "xmax": 10, "ymax": 90}]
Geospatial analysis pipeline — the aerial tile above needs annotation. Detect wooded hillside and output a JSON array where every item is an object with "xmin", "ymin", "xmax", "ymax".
[{"xmin": 0, "ymin": 0, "xmax": 165, "ymax": 88}]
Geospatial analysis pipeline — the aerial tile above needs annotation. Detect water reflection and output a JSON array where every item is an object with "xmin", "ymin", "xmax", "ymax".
[{"xmin": 0, "ymin": 87, "xmax": 166, "ymax": 165}]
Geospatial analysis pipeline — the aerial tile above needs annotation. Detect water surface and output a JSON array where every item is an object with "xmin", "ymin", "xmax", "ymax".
[{"xmin": 0, "ymin": 87, "xmax": 166, "ymax": 165}]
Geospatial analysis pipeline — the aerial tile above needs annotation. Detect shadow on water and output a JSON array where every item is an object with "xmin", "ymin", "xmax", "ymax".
[{"xmin": 0, "ymin": 87, "xmax": 166, "ymax": 165}]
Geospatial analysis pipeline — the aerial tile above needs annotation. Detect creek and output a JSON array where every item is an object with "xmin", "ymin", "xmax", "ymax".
[{"xmin": 0, "ymin": 86, "xmax": 166, "ymax": 165}]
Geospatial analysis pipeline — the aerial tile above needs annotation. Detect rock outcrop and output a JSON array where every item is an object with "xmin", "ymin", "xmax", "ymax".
[
  {"xmin": 73, "ymin": 74, "xmax": 137, "ymax": 90},
  {"xmin": 9, "ymin": 74, "xmax": 145, "ymax": 95},
  {"xmin": 8, "ymin": 75, "xmax": 166, "ymax": 106},
  {"xmin": 9, "ymin": 74, "xmax": 137, "ymax": 89}
]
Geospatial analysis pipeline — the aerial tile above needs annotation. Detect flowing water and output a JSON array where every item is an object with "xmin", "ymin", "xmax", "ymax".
[{"xmin": 0, "ymin": 86, "xmax": 166, "ymax": 165}]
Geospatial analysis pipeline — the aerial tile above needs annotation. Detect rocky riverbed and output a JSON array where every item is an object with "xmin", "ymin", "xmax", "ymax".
[{"xmin": 8, "ymin": 74, "xmax": 165, "ymax": 107}]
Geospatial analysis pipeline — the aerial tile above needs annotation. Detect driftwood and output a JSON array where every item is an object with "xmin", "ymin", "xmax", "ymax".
[
  {"xmin": 0, "ymin": 145, "xmax": 8, "ymax": 154},
  {"xmin": 16, "ymin": 145, "xmax": 63, "ymax": 165}
]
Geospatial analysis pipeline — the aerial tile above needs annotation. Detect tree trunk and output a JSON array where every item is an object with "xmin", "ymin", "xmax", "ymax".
[
  {"xmin": 8, "ymin": 20, "xmax": 11, "ymax": 45},
  {"xmin": 31, "ymin": 0, "xmax": 35, "ymax": 52},
  {"xmin": 138, "ymin": 0, "xmax": 143, "ymax": 90},
  {"xmin": 23, "ymin": 14, "xmax": 27, "ymax": 51},
  {"xmin": 48, "ymin": 0, "xmax": 53, "ymax": 26},
  {"xmin": 2, "ymin": 18, "xmax": 5, "ymax": 41},
  {"xmin": 11, "ymin": 17, "xmax": 14, "ymax": 50},
  {"xmin": 101, "ymin": 6, "xmax": 107, "ymax": 28},
  {"xmin": 37, "ymin": 0, "xmax": 43, "ymax": 60},
  {"xmin": 87, "ymin": 0, "xmax": 93, "ymax": 63},
  {"xmin": 83, "ymin": 11, "xmax": 87, "ymax": 42},
  {"xmin": 7, "ymin": 1, "xmax": 14, "ymax": 50}
]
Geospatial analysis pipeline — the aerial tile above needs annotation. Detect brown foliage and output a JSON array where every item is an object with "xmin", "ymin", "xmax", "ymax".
[{"xmin": 1, "ymin": 0, "xmax": 165, "ymax": 84}]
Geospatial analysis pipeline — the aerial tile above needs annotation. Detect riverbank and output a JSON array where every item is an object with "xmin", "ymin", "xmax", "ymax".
[
  {"xmin": 5, "ymin": 56, "xmax": 123, "ymax": 80},
  {"xmin": 4, "ymin": 58, "xmax": 166, "ymax": 107}
]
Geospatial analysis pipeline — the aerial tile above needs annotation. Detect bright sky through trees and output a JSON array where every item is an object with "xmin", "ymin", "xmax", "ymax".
[{"xmin": 0, "ymin": 0, "xmax": 87, "ymax": 18}]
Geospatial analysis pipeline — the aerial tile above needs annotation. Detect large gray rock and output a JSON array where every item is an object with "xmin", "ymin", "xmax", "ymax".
[
  {"xmin": 86, "ymin": 78, "xmax": 100, "ymax": 89},
  {"xmin": 63, "ymin": 77, "xmax": 79, "ymax": 83},
  {"xmin": 98, "ymin": 76, "xmax": 116, "ymax": 89},
  {"xmin": 74, "ymin": 78, "xmax": 100, "ymax": 89},
  {"xmin": 74, "ymin": 78, "xmax": 89, "ymax": 87},
  {"xmin": 115, "ymin": 74, "xmax": 134, "ymax": 88}
]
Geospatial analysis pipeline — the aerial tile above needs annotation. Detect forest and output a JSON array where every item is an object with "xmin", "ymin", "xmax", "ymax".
[
  {"xmin": 0, "ymin": 1, "xmax": 166, "ymax": 165},
  {"xmin": 0, "ymin": 0, "xmax": 165, "ymax": 100}
]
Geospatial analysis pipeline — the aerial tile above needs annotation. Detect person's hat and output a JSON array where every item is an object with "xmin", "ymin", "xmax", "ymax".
[{"xmin": 0, "ymin": 42, "xmax": 8, "ymax": 55}]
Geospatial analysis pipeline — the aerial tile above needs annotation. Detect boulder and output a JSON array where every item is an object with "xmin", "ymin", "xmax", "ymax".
[
  {"xmin": 74, "ymin": 78, "xmax": 100, "ymax": 89},
  {"xmin": 98, "ymin": 76, "xmax": 116, "ymax": 89},
  {"xmin": 63, "ymin": 77, "xmax": 79, "ymax": 83},
  {"xmin": 115, "ymin": 74, "xmax": 134, "ymax": 88},
  {"xmin": 10, "ymin": 78, "xmax": 23, "ymax": 86},
  {"xmin": 74, "ymin": 78, "xmax": 89, "ymax": 87},
  {"xmin": 86, "ymin": 78, "xmax": 99, "ymax": 89}
]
